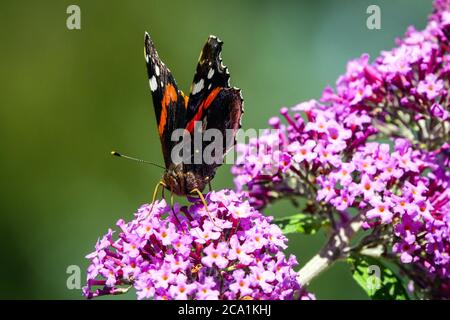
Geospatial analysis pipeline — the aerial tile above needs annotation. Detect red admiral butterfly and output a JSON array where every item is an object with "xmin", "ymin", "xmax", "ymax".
[{"xmin": 143, "ymin": 32, "xmax": 244, "ymax": 201}]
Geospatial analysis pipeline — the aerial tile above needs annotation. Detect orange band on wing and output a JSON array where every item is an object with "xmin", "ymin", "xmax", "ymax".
[
  {"xmin": 184, "ymin": 95, "xmax": 189, "ymax": 109},
  {"xmin": 181, "ymin": 92, "xmax": 189, "ymax": 109},
  {"xmin": 203, "ymin": 87, "xmax": 222, "ymax": 109},
  {"xmin": 186, "ymin": 87, "xmax": 222, "ymax": 132},
  {"xmin": 158, "ymin": 84, "xmax": 178, "ymax": 136}
]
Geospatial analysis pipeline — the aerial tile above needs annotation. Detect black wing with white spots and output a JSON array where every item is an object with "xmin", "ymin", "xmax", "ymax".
[
  {"xmin": 186, "ymin": 36, "xmax": 231, "ymax": 121},
  {"xmin": 183, "ymin": 36, "xmax": 244, "ymax": 180},
  {"xmin": 144, "ymin": 32, "xmax": 187, "ymax": 167}
]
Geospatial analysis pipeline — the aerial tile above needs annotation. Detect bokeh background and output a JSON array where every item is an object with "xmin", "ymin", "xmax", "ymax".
[{"xmin": 0, "ymin": 0, "xmax": 433, "ymax": 299}]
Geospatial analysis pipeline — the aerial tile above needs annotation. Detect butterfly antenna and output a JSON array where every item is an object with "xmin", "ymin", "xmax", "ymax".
[{"xmin": 111, "ymin": 151, "xmax": 166, "ymax": 170}]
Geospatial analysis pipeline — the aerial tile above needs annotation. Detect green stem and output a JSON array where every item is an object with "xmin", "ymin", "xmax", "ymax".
[{"xmin": 297, "ymin": 214, "xmax": 364, "ymax": 286}]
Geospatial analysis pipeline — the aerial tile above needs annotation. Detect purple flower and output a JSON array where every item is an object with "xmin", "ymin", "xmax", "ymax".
[
  {"xmin": 356, "ymin": 174, "xmax": 385, "ymax": 201},
  {"xmin": 367, "ymin": 197, "xmax": 394, "ymax": 224},
  {"xmin": 227, "ymin": 235, "xmax": 253, "ymax": 264},
  {"xmin": 330, "ymin": 190, "xmax": 355, "ymax": 211},
  {"xmin": 288, "ymin": 140, "xmax": 317, "ymax": 163},
  {"xmin": 316, "ymin": 177, "xmax": 337, "ymax": 202},
  {"xmin": 168, "ymin": 274, "xmax": 197, "ymax": 299},
  {"xmin": 249, "ymin": 265, "xmax": 276, "ymax": 293},
  {"xmin": 202, "ymin": 242, "xmax": 229, "ymax": 269},
  {"xmin": 195, "ymin": 277, "xmax": 220, "ymax": 300},
  {"xmin": 430, "ymin": 103, "xmax": 449, "ymax": 120},
  {"xmin": 331, "ymin": 162, "xmax": 355, "ymax": 186},
  {"xmin": 229, "ymin": 270, "xmax": 253, "ymax": 297},
  {"xmin": 417, "ymin": 74, "xmax": 444, "ymax": 100}
]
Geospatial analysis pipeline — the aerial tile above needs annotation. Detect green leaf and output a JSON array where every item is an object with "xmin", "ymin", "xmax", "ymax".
[
  {"xmin": 348, "ymin": 254, "xmax": 409, "ymax": 300},
  {"xmin": 274, "ymin": 213, "xmax": 327, "ymax": 235}
]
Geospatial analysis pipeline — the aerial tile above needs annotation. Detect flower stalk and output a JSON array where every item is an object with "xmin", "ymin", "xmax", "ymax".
[{"xmin": 297, "ymin": 214, "xmax": 364, "ymax": 286}]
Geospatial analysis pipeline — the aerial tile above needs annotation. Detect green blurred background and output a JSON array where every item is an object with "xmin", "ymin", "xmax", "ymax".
[{"xmin": 0, "ymin": 0, "xmax": 432, "ymax": 299}]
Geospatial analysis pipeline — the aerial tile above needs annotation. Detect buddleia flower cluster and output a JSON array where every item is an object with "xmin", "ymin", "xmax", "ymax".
[
  {"xmin": 232, "ymin": 0, "xmax": 449, "ymax": 299},
  {"xmin": 83, "ymin": 190, "xmax": 314, "ymax": 300}
]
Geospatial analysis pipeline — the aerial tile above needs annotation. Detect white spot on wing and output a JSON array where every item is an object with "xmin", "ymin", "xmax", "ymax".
[
  {"xmin": 207, "ymin": 69, "xmax": 214, "ymax": 79},
  {"xmin": 208, "ymin": 83, "xmax": 212, "ymax": 90},
  {"xmin": 145, "ymin": 54, "xmax": 149, "ymax": 63},
  {"xmin": 149, "ymin": 76, "xmax": 158, "ymax": 91},
  {"xmin": 155, "ymin": 65, "xmax": 160, "ymax": 76},
  {"xmin": 192, "ymin": 79, "xmax": 204, "ymax": 95}
]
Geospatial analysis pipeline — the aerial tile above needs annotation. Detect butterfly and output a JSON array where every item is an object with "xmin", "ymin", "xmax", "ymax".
[{"xmin": 144, "ymin": 32, "xmax": 244, "ymax": 199}]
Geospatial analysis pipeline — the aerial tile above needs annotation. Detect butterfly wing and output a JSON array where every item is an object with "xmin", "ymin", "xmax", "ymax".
[
  {"xmin": 184, "ymin": 36, "xmax": 244, "ymax": 182},
  {"xmin": 188, "ymin": 87, "xmax": 244, "ymax": 174},
  {"xmin": 144, "ymin": 32, "xmax": 188, "ymax": 168},
  {"xmin": 186, "ymin": 36, "xmax": 230, "ymax": 122}
]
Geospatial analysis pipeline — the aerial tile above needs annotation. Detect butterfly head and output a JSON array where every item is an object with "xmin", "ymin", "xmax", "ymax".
[{"xmin": 162, "ymin": 163, "xmax": 210, "ymax": 196}]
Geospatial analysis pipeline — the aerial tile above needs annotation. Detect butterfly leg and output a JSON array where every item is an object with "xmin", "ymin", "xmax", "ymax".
[
  {"xmin": 161, "ymin": 183, "xmax": 166, "ymax": 200},
  {"xmin": 148, "ymin": 180, "xmax": 167, "ymax": 217},
  {"xmin": 208, "ymin": 181, "xmax": 212, "ymax": 192},
  {"xmin": 169, "ymin": 190, "xmax": 184, "ymax": 232},
  {"xmin": 190, "ymin": 188, "xmax": 220, "ymax": 229},
  {"xmin": 151, "ymin": 180, "xmax": 166, "ymax": 203}
]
